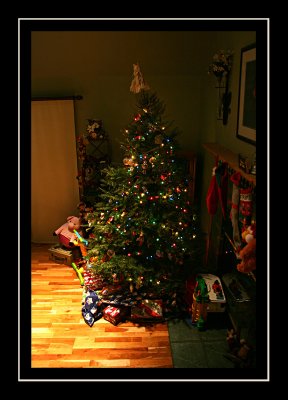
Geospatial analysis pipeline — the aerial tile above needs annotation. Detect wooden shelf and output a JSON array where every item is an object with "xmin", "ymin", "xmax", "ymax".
[{"xmin": 203, "ymin": 142, "xmax": 256, "ymax": 186}]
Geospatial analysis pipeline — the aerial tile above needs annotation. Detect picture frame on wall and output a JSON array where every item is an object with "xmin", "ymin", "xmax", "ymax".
[{"xmin": 236, "ymin": 43, "xmax": 256, "ymax": 145}]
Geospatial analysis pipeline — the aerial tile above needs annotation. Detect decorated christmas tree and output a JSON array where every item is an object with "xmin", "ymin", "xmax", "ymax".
[{"xmin": 84, "ymin": 64, "xmax": 204, "ymax": 318}]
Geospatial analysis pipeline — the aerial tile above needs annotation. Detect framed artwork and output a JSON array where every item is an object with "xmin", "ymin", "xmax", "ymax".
[{"xmin": 236, "ymin": 43, "xmax": 256, "ymax": 145}]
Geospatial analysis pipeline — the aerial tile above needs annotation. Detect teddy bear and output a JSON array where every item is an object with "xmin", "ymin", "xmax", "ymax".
[
  {"xmin": 225, "ymin": 328, "xmax": 253, "ymax": 367},
  {"xmin": 237, "ymin": 238, "xmax": 256, "ymax": 273},
  {"xmin": 241, "ymin": 222, "xmax": 256, "ymax": 244},
  {"xmin": 53, "ymin": 216, "xmax": 83, "ymax": 249}
]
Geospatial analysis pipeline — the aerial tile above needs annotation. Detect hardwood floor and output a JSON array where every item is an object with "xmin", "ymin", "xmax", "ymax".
[{"xmin": 31, "ymin": 243, "xmax": 173, "ymax": 368}]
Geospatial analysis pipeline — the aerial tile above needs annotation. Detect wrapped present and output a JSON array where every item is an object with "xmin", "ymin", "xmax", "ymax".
[
  {"xmin": 140, "ymin": 299, "xmax": 163, "ymax": 317},
  {"xmin": 82, "ymin": 291, "xmax": 103, "ymax": 327},
  {"xmin": 100, "ymin": 284, "xmax": 123, "ymax": 297},
  {"xmin": 103, "ymin": 305, "xmax": 129, "ymax": 326},
  {"xmin": 83, "ymin": 270, "xmax": 104, "ymax": 291},
  {"xmin": 48, "ymin": 245, "xmax": 73, "ymax": 266},
  {"xmin": 198, "ymin": 274, "xmax": 226, "ymax": 313},
  {"xmin": 131, "ymin": 306, "xmax": 153, "ymax": 319},
  {"xmin": 131, "ymin": 299, "xmax": 163, "ymax": 319},
  {"xmin": 100, "ymin": 293, "xmax": 136, "ymax": 307}
]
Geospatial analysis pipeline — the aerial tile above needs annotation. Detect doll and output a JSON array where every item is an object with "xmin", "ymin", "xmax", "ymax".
[{"xmin": 54, "ymin": 215, "xmax": 82, "ymax": 249}]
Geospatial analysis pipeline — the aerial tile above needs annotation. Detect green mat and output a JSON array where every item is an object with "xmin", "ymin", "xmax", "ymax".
[{"xmin": 167, "ymin": 313, "xmax": 234, "ymax": 368}]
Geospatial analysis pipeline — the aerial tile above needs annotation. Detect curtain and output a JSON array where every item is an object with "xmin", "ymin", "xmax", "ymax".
[{"xmin": 31, "ymin": 100, "xmax": 80, "ymax": 243}]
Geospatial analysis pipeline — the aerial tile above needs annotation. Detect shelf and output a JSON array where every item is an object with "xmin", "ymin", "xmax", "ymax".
[{"xmin": 203, "ymin": 142, "xmax": 256, "ymax": 186}]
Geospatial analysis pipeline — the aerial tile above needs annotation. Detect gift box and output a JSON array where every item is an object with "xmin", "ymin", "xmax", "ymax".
[
  {"xmin": 83, "ymin": 269, "xmax": 104, "ymax": 291},
  {"xmin": 199, "ymin": 274, "xmax": 226, "ymax": 313},
  {"xmin": 48, "ymin": 245, "xmax": 73, "ymax": 266},
  {"xmin": 101, "ymin": 293, "xmax": 136, "ymax": 307},
  {"xmin": 103, "ymin": 305, "xmax": 129, "ymax": 326},
  {"xmin": 131, "ymin": 299, "xmax": 163, "ymax": 319},
  {"xmin": 140, "ymin": 299, "xmax": 163, "ymax": 317},
  {"xmin": 100, "ymin": 284, "xmax": 123, "ymax": 297},
  {"xmin": 82, "ymin": 291, "xmax": 103, "ymax": 327},
  {"xmin": 185, "ymin": 274, "xmax": 226, "ymax": 313}
]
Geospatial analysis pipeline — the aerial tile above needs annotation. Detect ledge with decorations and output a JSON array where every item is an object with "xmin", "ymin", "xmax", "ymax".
[{"xmin": 203, "ymin": 141, "xmax": 257, "ymax": 349}]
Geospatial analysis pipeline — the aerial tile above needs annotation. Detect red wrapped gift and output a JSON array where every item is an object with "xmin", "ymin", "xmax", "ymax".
[
  {"xmin": 103, "ymin": 305, "xmax": 129, "ymax": 326},
  {"xmin": 140, "ymin": 299, "xmax": 162, "ymax": 317},
  {"xmin": 131, "ymin": 306, "xmax": 152, "ymax": 319},
  {"xmin": 83, "ymin": 270, "xmax": 104, "ymax": 291},
  {"xmin": 131, "ymin": 299, "xmax": 163, "ymax": 319},
  {"xmin": 100, "ymin": 284, "xmax": 123, "ymax": 297}
]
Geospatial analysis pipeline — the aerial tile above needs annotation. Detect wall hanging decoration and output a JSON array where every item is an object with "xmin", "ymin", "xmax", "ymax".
[
  {"xmin": 76, "ymin": 119, "xmax": 111, "ymax": 203},
  {"xmin": 236, "ymin": 43, "xmax": 256, "ymax": 145},
  {"xmin": 208, "ymin": 49, "xmax": 233, "ymax": 125}
]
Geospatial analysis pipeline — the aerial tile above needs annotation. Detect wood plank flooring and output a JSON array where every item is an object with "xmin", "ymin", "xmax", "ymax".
[{"xmin": 31, "ymin": 243, "xmax": 173, "ymax": 368}]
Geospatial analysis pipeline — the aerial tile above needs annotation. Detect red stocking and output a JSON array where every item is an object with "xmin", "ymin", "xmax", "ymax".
[
  {"xmin": 230, "ymin": 172, "xmax": 242, "ymax": 252},
  {"xmin": 215, "ymin": 162, "xmax": 228, "ymax": 218},
  {"xmin": 206, "ymin": 163, "xmax": 228, "ymax": 218},
  {"xmin": 206, "ymin": 167, "xmax": 219, "ymax": 215},
  {"xmin": 239, "ymin": 187, "xmax": 253, "ymax": 229}
]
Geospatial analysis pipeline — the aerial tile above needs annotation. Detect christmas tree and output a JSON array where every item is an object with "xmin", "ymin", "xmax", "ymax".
[{"xmin": 84, "ymin": 64, "xmax": 203, "ymax": 317}]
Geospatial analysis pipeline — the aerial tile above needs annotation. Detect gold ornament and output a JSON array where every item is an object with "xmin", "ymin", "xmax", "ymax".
[
  {"xmin": 154, "ymin": 134, "xmax": 163, "ymax": 144},
  {"xmin": 123, "ymin": 157, "xmax": 134, "ymax": 166}
]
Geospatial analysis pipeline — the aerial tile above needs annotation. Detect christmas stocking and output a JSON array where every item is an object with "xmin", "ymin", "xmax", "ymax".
[
  {"xmin": 206, "ymin": 166, "xmax": 219, "ymax": 216},
  {"xmin": 230, "ymin": 172, "xmax": 242, "ymax": 252},
  {"xmin": 239, "ymin": 187, "xmax": 253, "ymax": 229},
  {"xmin": 206, "ymin": 163, "xmax": 228, "ymax": 218},
  {"xmin": 215, "ymin": 162, "xmax": 228, "ymax": 218}
]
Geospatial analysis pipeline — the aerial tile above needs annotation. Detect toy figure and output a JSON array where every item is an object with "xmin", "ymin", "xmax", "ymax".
[
  {"xmin": 237, "ymin": 238, "xmax": 256, "ymax": 274},
  {"xmin": 129, "ymin": 63, "xmax": 150, "ymax": 93},
  {"xmin": 53, "ymin": 216, "xmax": 82, "ymax": 249},
  {"xmin": 192, "ymin": 275, "xmax": 210, "ymax": 329}
]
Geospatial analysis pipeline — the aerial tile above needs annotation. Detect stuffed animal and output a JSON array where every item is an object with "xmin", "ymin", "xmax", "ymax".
[
  {"xmin": 225, "ymin": 329, "xmax": 253, "ymax": 367},
  {"xmin": 54, "ymin": 216, "xmax": 82, "ymax": 249},
  {"xmin": 241, "ymin": 222, "xmax": 256, "ymax": 244},
  {"xmin": 237, "ymin": 238, "xmax": 256, "ymax": 273}
]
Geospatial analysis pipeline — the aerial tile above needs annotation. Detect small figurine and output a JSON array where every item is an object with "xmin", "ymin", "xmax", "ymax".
[
  {"xmin": 224, "ymin": 330, "xmax": 253, "ymax": 368},
  {"xmin": 53, "ymin": 216, "xmax": 82, "ymax": 249},
  {"xmin": 237, "ymin": 238, "xmax": 256, "ymax": 274},
  {"xmin": 129, "ymin": 63, "xmax": 150, "ymax": 93}
]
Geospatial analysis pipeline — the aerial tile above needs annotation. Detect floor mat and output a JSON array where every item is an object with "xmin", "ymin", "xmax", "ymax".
[{"xmin": 167, "ymin": 312, "xmax": 235, "ymax": 368}]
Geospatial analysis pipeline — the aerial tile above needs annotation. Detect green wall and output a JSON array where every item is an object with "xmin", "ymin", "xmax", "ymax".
[
  {"xmin": 31, "ymin": 31, "xmax": 210, "ymax": 162},
  {"xmin": 198, "ymin": 31, "xmax": 256, "ymax": 232},
  {"xmin": 31, "ymin": 29, "xmax": 258, "ymax": 234}
]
